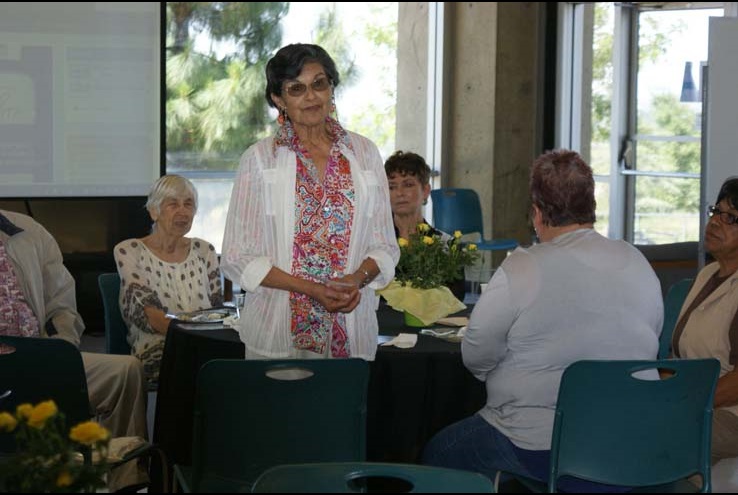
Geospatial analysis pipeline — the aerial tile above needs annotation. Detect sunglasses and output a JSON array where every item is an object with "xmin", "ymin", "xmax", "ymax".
[
  {"xmin": 283, "ymin": 77, "xmax": 332, "ymax": 98},
  {"xmin": 708, "ymin": 205, "xmax": 738, "ymax": 226}
]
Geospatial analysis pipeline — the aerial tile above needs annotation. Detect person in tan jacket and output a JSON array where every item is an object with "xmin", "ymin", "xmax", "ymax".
[
  {"xmin": 0, "ymin": 209, "xmax": 148, "ymax": 491},
  {"xmin": 671, "ymin": 176, "xmax": 738, "ymax": 464}
]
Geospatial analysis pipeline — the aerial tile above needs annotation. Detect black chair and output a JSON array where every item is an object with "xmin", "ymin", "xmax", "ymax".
[
  {"xmin": 173, "ymin": 358, "xmax": 369, "ymax": 492},
  {"xmin": 252, "ymin": 462, "xmax": 495, "ymax": 493},
  {"xmin": 0, "ymin": 335, "xmax": 166, "ymax": 491}
]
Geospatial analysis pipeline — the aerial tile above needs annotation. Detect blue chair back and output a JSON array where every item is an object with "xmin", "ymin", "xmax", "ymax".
[
  {"xmin": 252, "ymin": 462, "xmax": 495, "ymax": 493},
  {"xmin": 430, "ymin": 188, "xmax": 517, "ymax": 251},
  {"xmin": 549, "ymin": 358, "xmax": 719, "ymax": 492},
  {"xmin": 659, "ymin": 278, "xmax": 693, "ymax": 359},
  {"xmin": 98, "ymin": 273, "xmax": 131, "ymax": 355},
  {"xmin": 174, "ymin": 358, "xmax": 369, "ymax": 492}
]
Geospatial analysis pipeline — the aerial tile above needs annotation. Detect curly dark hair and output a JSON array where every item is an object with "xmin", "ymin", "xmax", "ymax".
[
  {"xmin": 530, "ymin": 149, "xmax": 596, "ymax": 227},
  {"xmin": 265, "ymin": 43, "xmax": 340, "ymax": 109},
  {"xmin": 384, "ymin": 150, "xmax": 432, "ymax": 186}
]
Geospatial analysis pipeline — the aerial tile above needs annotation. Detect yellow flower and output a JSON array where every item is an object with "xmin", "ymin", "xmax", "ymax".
[
  {"xmin": 28, "ymin": 400, "xmax": 58, "ymax": 429},
  {"xmin": 56, "ymin": 471, "xmax": 73, "ymax": 488},
  {"xmin": 454, "ymin": 230, "xmax": 462, "ymax": 239},
  {"xmin": 16, "ymin": 403, "xmax": 33, "ymax": 420},
  {"xmin": 0, "ymin": 411, "xmax": 17, "ymax": 432},
  {"xmin": 69, "ymin": 421, "xmax": 110, "ymax": 445},
  {"xmin": 2, "ymin": 400, "xmax": 111, "ymax": 493},
  {"xmin": 468, "ymin": 243, "xmax": 478, "ymax": 251},
  {"xmin": 394, "ymin": 222, "xmax": 480, "ymax": 290}
]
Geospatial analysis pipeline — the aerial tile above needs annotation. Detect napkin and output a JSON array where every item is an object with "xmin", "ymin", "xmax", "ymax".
[
  {"xmin": 377, "ymin": 280, "xmax": 466, "ymax": 326},
  {"xmin": 380, "ymin": 333, "xmax": 418, "ymax": 349}
]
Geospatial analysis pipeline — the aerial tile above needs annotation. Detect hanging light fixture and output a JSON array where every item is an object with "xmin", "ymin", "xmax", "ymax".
[{"xmin": 680, "ymin": 61, "xmax": 700, "ymax": 102}]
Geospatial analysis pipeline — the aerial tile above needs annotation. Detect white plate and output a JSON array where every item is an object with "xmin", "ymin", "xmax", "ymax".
[{"xmin": 176, "ymin": 307, "xmax": 235, "ymax": 323}]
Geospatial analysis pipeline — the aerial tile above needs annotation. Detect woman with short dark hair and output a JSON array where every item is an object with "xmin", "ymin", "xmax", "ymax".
[{"xmin": 222, "ymin": 43, "xmax": 399, "ymax": 360}]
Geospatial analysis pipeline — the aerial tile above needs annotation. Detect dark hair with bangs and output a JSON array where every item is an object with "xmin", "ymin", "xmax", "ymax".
[
  {"xmin": 265, "ymin": 43, "xmax": 340, "ymax": 108},
  {"xmin": 530, "ymin": 149, "xmax": 596, "ymax": 227}
]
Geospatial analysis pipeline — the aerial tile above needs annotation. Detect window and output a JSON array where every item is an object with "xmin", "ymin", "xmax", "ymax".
[
  {"xmin": 558, "ymin": 2, "xmax": 724, "ymax": 244},
  {"xmin": 164, "ymin": 2, "xmax": 404, "ymax": 251}
]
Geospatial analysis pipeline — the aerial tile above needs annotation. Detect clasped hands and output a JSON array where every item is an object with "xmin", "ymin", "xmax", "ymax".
[{"xmin": 314, "ymin": 274, "xmax": 362, "ymax": 313}]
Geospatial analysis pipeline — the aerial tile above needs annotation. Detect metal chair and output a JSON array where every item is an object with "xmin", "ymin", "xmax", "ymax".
[
  {"xmin": 252, "ymin": 462, "xmax": 495, "ymax": 493},
  {"xmin": 659, "ymin": 278, "xmax": 693, "ymax": 359},
  {"xmin": 508, "ymin": 358, "xmax": 720, "ymax": 493},
  {"xmin": 430, "ymin": 188, "xmax": 518, "ymax": 252},
  {"xmin": 173, "ymin": 358, "xmax": 370, "ymax": 492},
  {"xmin": 98, "ymin": 272, "xmax": 131, "ymax": 355}
]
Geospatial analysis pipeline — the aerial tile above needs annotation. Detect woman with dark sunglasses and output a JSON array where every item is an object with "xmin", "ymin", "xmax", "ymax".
[
  {"xmin": 670, "ymin": 176, "xmax": 738, "ymax": 466},
  {"xmin": 221, "ymin": 43, "xmax": 399, "ymax": 360}
]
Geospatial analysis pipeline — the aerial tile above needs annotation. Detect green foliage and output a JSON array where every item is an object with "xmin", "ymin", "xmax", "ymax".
[
  {"xmin": 591, "ymin": 4, "xmax": 688, "ymax": 144},
  {"xmin": 591, "ymin": 4, "xmax": 701, "ymax": 231},
  {"xmin": 344, "ymin": 3, "xmax": 397, "ymax": 154},
  {"xmin": 165, "ymin": 2, "xmax": 289, "ymax": 169},
  {"xmin": 165, "ymin": 2, "xmax": 398, "ymax": 170},
  {"xmin": 395, "ymin": 224, "xmax": 480, "ymax": 290}
]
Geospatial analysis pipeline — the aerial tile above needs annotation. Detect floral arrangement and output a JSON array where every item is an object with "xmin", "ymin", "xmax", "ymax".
[
  {"xmin": 0, "ymin": 400, "xmax": 111, "ymax": 493},
  {"xmin": 394, "ymin": 223, "xmax": 480, "ymax": 290}
]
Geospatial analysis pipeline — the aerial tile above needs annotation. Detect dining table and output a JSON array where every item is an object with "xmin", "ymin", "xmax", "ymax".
[{"xmin": 150, "ymin": 301, "xmax": 486, "ymax": 489}]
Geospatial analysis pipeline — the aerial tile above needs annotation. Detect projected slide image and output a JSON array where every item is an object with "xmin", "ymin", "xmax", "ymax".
[{"xmin": 0, "ymin": 46, "xmax": 53, "ymax": 185}]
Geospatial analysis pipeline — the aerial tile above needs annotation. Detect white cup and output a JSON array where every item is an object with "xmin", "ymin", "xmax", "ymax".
[{"xmin": 480, "ymin": 283, "xmax": 488, "ymax": 293}]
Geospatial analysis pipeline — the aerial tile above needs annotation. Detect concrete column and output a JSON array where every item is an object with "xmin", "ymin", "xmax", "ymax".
[{"xmin": 395, "ymin": 2, "xmax": 429, "ymax": 156}]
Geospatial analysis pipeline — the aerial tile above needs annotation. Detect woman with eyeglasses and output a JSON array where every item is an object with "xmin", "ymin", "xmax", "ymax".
[
  {"xmin": 221, "ymin": 43, "xmax": 399, "ymax": 360},
  {"xmin": 670, "ymin": 176, "xmax": 738, "ymax": 465}
]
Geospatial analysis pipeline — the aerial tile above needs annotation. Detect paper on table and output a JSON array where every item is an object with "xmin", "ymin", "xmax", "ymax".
[
  {"xmin": 380, "ymin": 333, "xmax": 418, "ymax": 349},
  {"xmin": 377, "ymin": 281, "xmax": 466, "ymax": 326},
  {"xmin": 435, "ymin": 316, "xmax": 469, "ymax": 327}
]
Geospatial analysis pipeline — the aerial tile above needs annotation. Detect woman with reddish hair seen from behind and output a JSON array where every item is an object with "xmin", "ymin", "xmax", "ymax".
[{"xmin": 422, "ymin": 149, "xmax": 663, "ymax": 492}]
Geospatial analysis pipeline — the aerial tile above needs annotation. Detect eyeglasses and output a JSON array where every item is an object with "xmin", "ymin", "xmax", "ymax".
[
  {"xmin": 707, "ymin": 205, "xmax": 738, "ymax": 225},
  {"xmin": 283, "ymin": 77, "xmax": 332, "ymax": 97}
]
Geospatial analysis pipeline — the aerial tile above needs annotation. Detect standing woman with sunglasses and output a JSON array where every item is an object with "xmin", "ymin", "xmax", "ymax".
[
  {"xmin": 221, "ymin": 43, "xmax": 399, "ymax": 360},
  {"xmin": 670, "ymin": 176, "xmax": 738, "ymax": 465}
]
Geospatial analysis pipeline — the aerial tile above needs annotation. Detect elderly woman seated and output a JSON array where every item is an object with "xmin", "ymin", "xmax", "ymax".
[{"xmin": 114, "ymin": 174, "xmax": 223, "ymax": 387}]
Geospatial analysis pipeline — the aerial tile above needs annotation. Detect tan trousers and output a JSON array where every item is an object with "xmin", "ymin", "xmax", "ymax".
[
  {"xmin": 712, "ymin": 408, "xmax": 738, "ymax": 465},
  {"xmin": 82, "ymin": 352, "xmax": 148, "ymax": 491}
]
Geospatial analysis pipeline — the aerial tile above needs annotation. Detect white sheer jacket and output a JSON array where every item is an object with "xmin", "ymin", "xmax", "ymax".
[{"xmin": 221, "ymin": 131, "xmax": 400, "ymax": 360}]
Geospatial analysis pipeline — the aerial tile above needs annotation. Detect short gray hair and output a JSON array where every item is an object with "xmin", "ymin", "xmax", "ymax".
[{"xmin": 145, "ymin": 174, "xmax": 198, "ymax": 216}]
